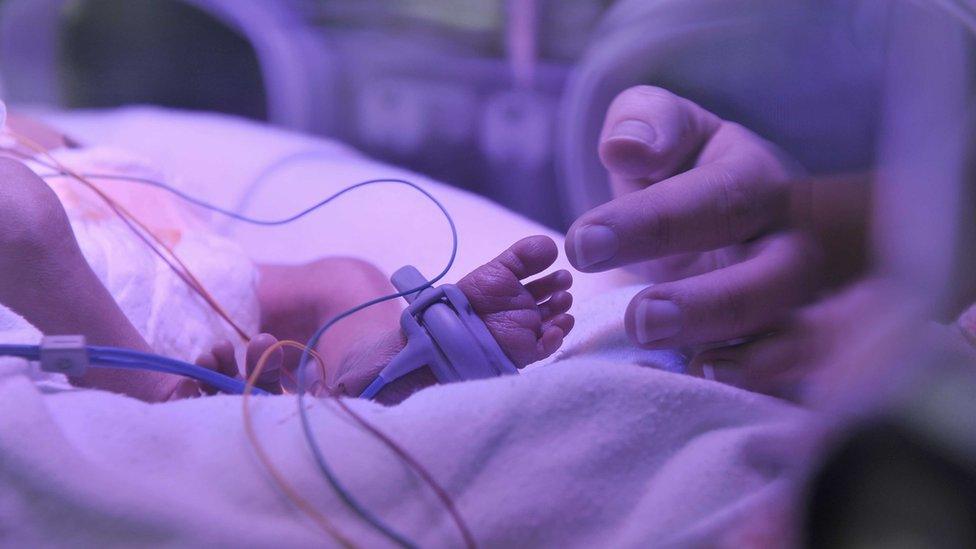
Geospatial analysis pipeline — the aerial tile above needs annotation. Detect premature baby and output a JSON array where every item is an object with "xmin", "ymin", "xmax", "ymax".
[{"xmin": 0, "ymin": 115, "xmax": 575, "ymax": 403}]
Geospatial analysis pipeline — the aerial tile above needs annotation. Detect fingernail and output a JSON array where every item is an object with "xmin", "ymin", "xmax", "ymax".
[
  {"xmin": 606, "ymin": 119, "xmax": 657, "ymax": 147},
  {"xmin": 574, "ymin": 224, "xmax": 619, "ymax": 269},
  {"xmin": 635, "ymin": 299, "xmax": 682, "ymax": 344},
  {"xmin": 700, "ymin": 361, "xmax": 745, "ymax": 387}
]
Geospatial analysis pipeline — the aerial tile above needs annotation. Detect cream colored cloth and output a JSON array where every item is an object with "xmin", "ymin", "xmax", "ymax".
[{"xmin": 0, "ymin": 147, "xmax": 260, "ymax": 380}]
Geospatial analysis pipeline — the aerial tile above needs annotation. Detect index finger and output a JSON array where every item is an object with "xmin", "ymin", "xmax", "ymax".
[{"xmin": 568, "ymin": 124, "xmax": 793, "ymax": 271}]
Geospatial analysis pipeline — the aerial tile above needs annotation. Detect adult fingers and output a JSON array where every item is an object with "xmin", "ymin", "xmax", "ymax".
[
  {"xmin": 624, "ymin": 232, "xmax": 821, "ymax": 349},
  {"xmin": 599, "ymin": 86, "xmax": 722, "ymax": 191},
  {"xmin": 687, "ymin": 333, "xmax": 808, "ymax": 398},
  {"xmin": 568, "ymin": 135, "xmax": 792, "ymax": 272}
]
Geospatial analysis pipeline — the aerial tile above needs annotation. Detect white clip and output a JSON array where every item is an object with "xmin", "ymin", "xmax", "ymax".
[{"xmin": 40, "ymin": 335, "xmax": 89, "ymax": 377}]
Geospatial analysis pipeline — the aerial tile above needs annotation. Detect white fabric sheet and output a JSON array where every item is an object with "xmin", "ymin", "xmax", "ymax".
[{"xmin": 0, "ymin": 285, "xmax": 806, "ymax": 547}]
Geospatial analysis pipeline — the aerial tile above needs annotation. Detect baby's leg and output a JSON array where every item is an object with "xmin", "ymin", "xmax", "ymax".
[
  {"xmin": 0, "ymin": 159, "xmax": 181, "ymax": 401},
  {"xmin": 328, "ymin": 236, "xmax": 575, "ymax": 403}
]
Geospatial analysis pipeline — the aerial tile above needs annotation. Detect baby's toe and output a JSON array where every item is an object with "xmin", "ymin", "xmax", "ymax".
[
  {"xmin": 525, "ymin": 269, "xmax": 573, "ymax": 302},
  {"xmin": 536, "ymin": 314, "xmax": 575, "ymax": 360},
  {"xmin": 537, "ymin": 326, "xmax": 566, "ymax": 360},
  {"xmin": 547, "ymin": 313, "xmax": 575, "ymax": 336},
  {"xmin": 492, "ymin": 235, "xmax": 559, "ymax": 281},
  {"xmin": 457, "ymin": 235, "xmax": 574, "ymax": 367},
  {"xmin": 458, "ymin": 235, "xmax": 559, "ymax": 316},
  {"xmin": 540, "ymin": 291, "xmax": 573, "ymax": 320}
]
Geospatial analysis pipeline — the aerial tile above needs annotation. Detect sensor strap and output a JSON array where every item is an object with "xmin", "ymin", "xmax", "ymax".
[{"xmin": 359, "ymin": 265, "xmax": 518, "ymax": 399}]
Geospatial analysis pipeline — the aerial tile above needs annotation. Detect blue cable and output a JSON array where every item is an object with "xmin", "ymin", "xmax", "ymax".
[
  {"xmin": 0, "ymin": 344, "xmax": 266, "ymax": 395},
  {"xmin": 0, "ymin": 344, "xmax": 40, "ymax": 360},
  {"xmin": 38, "ymin": 167, "xmax": 429, "ymax": 228},
  {"xmin": 293, "ymin": 180, "xmax": 457, "ymax": 549},
  {"xmin": 32, "ymin": 152, "xmax": 458, "ymax": 548},
  {"xmin": 89, "ymin": 346, "xmax": 264, "ymax": 395}
]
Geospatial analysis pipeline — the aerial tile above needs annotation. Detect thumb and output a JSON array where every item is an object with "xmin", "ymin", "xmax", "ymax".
[{"xmin": 599, "ymin": 86, "xmax": 721, "ymax": 188}]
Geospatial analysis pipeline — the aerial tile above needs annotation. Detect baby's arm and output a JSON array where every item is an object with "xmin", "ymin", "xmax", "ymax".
[{"xmin": 0, "ymin": 159, "xmax": 189, "ymax": 401}]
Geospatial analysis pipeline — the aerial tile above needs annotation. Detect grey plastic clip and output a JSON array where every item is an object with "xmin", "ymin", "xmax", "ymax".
[
  {"xmin": 359, "ymin": 265, "xmax": 518, "ymax": 399},
  {"xmin": 39, "ymin": 335, "xmax": 89, "ymax": 377}
]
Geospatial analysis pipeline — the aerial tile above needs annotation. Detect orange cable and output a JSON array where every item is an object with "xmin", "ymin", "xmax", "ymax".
[
  {"xmin": 250, "ymin": 340, "xmax": 476, "ymax": 549},
  {"xmin": 5, "ymin": 134, "xmax": 252, "ymax": 342},
  {"xmin": 243, "ymin": 339, "xmax": 357, "ymax": 547}
]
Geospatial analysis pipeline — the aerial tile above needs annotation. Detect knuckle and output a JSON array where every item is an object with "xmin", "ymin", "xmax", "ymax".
[
  {"xmin": 713, "ymin": 278, "xmax": 749, "ymax": 336},
  {"xmin": 667, "ymin": 276, "xmax": 746, "ymax": 339},
  {"xmin": 630, "ymin": 85, "xmax": 677, "ymax": 103},
  {"xmin": 712, "ymin": 164, "xmax": 761, "ymax": 243},
  {"xmin": 718, "ymin": 121, "xmax": 751, "ymax": 141},
  {"xmin": 633, "ymin": 194, "xmax": 672, "ymax": 258}
]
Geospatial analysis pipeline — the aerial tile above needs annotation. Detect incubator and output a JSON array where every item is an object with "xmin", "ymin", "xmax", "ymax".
[
  {"xmin": 1, "ymin": 1, "xmax": 975, "ymax": 548},
  {"xmin": 0, "ymin": 0, "xmax": 613, "ymax": 230}
]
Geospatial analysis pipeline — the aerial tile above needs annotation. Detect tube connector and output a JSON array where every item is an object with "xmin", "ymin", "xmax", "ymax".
[{"xmin": 39, "ymin": 335, "xmax": 89, "ymax": 377}]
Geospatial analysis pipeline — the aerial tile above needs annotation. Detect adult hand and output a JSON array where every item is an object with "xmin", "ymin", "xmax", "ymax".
[{"xmin": 566, "ymin": 86, "xmax": 824, "ymax": 357}]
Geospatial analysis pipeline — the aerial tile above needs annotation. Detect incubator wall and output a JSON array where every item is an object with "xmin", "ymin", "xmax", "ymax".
[{"xmin": 0, "ymin": 0, "xmax": 612, "ymax": 230}]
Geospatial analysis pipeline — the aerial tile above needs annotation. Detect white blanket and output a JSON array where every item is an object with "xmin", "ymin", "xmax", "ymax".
[{"xmin": 0, "ymin": 285, "xmax": 806, "ymax": 547}]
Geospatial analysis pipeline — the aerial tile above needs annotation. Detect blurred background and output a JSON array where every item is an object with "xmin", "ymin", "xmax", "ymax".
[
  {"xmin": 0, "ymin": 0, "xmax": 614, "ymax": 229},
  {"xmin": 0, "ymin": 0, "xmax": 893, "ymax": 232},
  {"xmin": 2, "ymin": 1, "xmax": 976, "ymax": 545}
]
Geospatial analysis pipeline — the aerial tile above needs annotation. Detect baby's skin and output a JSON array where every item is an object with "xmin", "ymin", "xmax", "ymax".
[
  {"xmin": 0, "ymin": 155, "xmax": 574, "ymax": 403},
  {"xmin": 220, "ymin": 235, "xmax": 575, "ymax": 404}
]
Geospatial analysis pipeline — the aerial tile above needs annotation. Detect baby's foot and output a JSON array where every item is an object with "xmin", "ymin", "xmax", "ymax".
[
  {"xmin": 328, "ymin": 236, "xmax": 574, "ymax": 403},
  {"xmin": 457, "ymin": 235, "xmax": 575, "ymax": 367}
]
